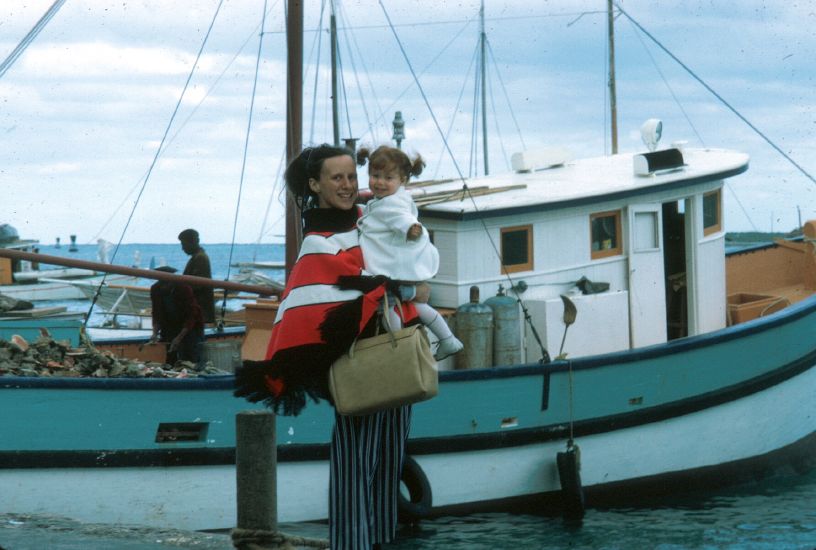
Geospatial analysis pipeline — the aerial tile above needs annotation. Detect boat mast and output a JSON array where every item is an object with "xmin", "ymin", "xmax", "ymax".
[
  {"xmin": 285, "ymin": 0, "xmax": 304, "ymax": 278},
  {"xmin": 480, "ymin": 0, "xmax": 489, "ymax": 175},
  {"xmin": 330, "ymin": 1, "xmax": 341, "ymax": 146},
  {"xmin": 607, "ymin": 0, "xmax": 618, "ymax": 154}
]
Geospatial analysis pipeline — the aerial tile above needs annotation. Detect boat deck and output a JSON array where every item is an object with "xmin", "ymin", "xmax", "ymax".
[{"xmin": 726, "ymin": 239, "xmax": 816, "ymax": 325}]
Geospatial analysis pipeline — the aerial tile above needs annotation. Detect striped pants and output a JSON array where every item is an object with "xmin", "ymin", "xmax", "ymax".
[{"xmin": 329, "ymin": 405, "xmax": 412, "ymax": 550}]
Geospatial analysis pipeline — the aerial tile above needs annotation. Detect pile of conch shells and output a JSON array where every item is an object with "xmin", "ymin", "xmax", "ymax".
[{"xmin": 0, "ymin": 330, "xmax": 227, "ymax": 379}]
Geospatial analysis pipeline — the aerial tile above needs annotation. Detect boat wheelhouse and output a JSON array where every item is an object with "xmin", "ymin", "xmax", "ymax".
[{"xmin": 419, "ymin": 146, "xmax": 748, "ymax": 361}]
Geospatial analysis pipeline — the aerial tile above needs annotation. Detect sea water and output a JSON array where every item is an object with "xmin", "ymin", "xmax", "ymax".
[
  {"xmin": 7, "ymin": 243, "xmax": 816, "ymax": 548},
  {"xmin": 2, "ymin": 469, "xmax": 816, "ymax": 548},
  {"xmin": 28, "ymin": 242, "xmax": 286, "ymax": 325}
]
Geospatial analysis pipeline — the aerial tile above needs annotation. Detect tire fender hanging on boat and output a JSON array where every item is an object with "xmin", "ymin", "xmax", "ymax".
[{"xmin": 398, "ymin": 455, "xmax": 432, "ymax": 524}]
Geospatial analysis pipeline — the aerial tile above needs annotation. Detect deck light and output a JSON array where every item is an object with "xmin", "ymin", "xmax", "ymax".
[{"xmin": 641, "ymin": 118, "xmax": 662, "ymax": 151}]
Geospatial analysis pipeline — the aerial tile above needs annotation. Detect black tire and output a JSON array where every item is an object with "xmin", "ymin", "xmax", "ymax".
[{"xmin": 397, "ymin": 455, "xmax": 432, "ymax": 524}]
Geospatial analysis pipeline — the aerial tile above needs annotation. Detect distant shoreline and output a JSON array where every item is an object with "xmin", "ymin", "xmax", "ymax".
[{"xmin": 725, "ymin": 230, "xmax": 801, "ymax": 243}]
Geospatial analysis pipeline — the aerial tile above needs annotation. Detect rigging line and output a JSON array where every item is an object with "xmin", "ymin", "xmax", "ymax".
[
  {"xmin": 362, "ymin": 15, "xmax": 478, "ymax": 148},
  {"xmin": 619, "ymin": 11, "xmax": 767, "ymax": 232},
  {"xmin": 626, "ymin": 16, "xmax": 705, "ymax": 147},
  {"xmin": 333, "ymin": 32, "xmax": 354, "ymax": 140},
  {"xmin": 307, "ymin": 0, "xmax": 328, "ymax": 143},
  {"xmin": 256, "ymin": 150, "xmax": 288, "ymax": 256},
  {"xmin": 377, "ymin": 1, "xmax": 467, "ymax": 180},
  {"xmin": 470, "ymin": 47, "xmax": 481, "ymax": 177},
  {"xmin": 91, "ymin": 0, "xmax": 282, "ymax": 244},
  {"xmin": 378, "ymin": 1, "xmax": 551, "ymax": 362},
  {"xmin": 221, "ymin": 0, "xmax": 269, "ymax": 324},
  {"xmin": 486, "ymin": 40, "xmax": 526, "ymax": 151},
  {"xmin": 487, "ymin": 62, "xmax": 511, "ymax": 172},
  {"xmin": 603, "ymin": 13, "xmax": 608, "ymax": 155},
  {"xmin": 725, "ymin": 182, "xmax": 760, "ymax": 232},
  {"xmin": 262, "ymin": 11, "xmax": 609, "ymax": 35},
  {"xmin": 337, "ymin": 0, "xmax": 383, "ymax": 144},
  {"xmin": 432, "ymin": 42, "xmax": 480, "ymax": 180},
  {"xmin": 619, "ymin": 9, "xmax": 758, "ymax": 232},
  {"xmin": 83, "ymin": 0, "xmax": 226, "ymax": 328},
  {"xmin": 616, "ymin": 2, "xmax": 816, "ymax": 187},
  {"xmin": 336, "ymin": 1, "xmax": 374, "ymax": 143},
  {"xmin": 0, "ymin": 0, "xmax": 66, "ymax": 79}
]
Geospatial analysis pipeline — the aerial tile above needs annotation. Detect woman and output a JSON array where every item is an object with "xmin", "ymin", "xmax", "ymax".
[{"xmin": 235, "ymin": 144, "xmax": 418, "ymax": 550}]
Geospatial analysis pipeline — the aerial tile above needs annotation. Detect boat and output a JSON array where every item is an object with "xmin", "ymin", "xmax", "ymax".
[
  {"xmin": 2, "ymin": 0, "xmax": 815, "ymax": 535},
  {"xmin": 0, "ymin": 305, "xmax": 85, "ymax": 347},
  {"xmin": 0, "ymin": 224, "xmax": 139, "ymax": 301},
  {"xmin": 54, "ymin": 268, "xmax": 278, "ymax": 332},
  {"xmin": 5, "ymin": 143, "xmax": 816, "ymax": 530}
]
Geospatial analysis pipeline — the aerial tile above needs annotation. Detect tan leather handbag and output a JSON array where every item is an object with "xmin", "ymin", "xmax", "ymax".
[{"xmin": 328, "ymin": 294, "xmax": 438, "ymax": 415}]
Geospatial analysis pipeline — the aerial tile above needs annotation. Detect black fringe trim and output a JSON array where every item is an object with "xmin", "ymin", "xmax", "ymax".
[{"xmin": 233, "ymin": 344, "xmax": 334, "ymax": 417}]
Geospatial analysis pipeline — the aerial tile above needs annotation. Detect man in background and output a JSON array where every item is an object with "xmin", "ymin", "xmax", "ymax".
[
  {"xmin": 149, "ymin": 266, "xmax": 204, "ymax": 365},
  {"xmin": 178, "ymin": 228, "xmax": 216, "ymax": 324}
]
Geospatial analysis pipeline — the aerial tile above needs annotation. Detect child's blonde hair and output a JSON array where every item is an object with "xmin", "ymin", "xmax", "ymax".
[{"xmin": 357, "ymin": 145, "xmax": 425, "ymax": 181}]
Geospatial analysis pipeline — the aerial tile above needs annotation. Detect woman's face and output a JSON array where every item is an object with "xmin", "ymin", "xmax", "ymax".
[{"xmin": 308, "ymin": 155, "xmax": 358, "ymax": 210}]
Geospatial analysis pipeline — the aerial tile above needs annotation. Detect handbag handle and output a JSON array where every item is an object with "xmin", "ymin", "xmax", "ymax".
[
  {"xmin": 348, "ymin": 291, "xmax": 402, "ymax": 359},
  {"xmin": 379, "ymin": 291, "xmax": 404, "ymax": 336}
]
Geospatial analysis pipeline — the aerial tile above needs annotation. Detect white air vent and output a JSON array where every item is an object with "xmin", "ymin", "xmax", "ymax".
[
  {"xmin": 633, "ymin": 148, "xmax": 685, "ymax": 176},
  {"xmin": 511, "ymin": 148, "xmax": 572, "ymax": 172}
]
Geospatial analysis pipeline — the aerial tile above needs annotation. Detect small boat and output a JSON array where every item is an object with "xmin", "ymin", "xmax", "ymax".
[
  {"xmin": 229, "ymin": 260, "xmax": 285, "ymax": 270},
  {"xmin": 0, "ymin": 224, "xmax": 138, "ymax": 301}
]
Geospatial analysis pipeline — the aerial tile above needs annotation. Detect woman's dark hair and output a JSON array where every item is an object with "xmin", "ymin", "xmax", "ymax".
[
  {"xmin": 357, "ymin": 145, "xmax": 424, "ymax": 180},
  {"xmin": 284, "ymin": 144, "xmax": 354, "ymax": 210}
]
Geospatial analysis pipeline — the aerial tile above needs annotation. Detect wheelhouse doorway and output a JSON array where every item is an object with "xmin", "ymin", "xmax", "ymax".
[{"xmin": 662, "ymin": 200, "xmax": 688, "ymax": 340}]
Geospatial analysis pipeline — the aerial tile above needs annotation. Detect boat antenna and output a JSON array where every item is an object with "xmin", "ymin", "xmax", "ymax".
[
  {"xmin": 378, "ymin": 0, "xmax": 551, "ymax": 363},
  {"xmin": 220, "ymin": 0, "xmax": 270, "ymax": 326},
  {"xmin": 83, "ymin": 0, "xmax": 226, "ymax": 328},
  {"xmin": 615, "ymin": 2, "xmax": 816, "ymax": 187}
]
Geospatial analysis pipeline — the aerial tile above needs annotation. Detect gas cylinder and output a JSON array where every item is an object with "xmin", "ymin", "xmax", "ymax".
[
  {"xmin": 485, "ymin": 284, "xmax": 521, "ymax": 366},
  {"xmin": 454, "ymin": 286, "xmax": 493, "ymax": 370}
]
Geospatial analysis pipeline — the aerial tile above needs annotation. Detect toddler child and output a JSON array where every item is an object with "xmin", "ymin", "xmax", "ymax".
[{"xmin": 357, "ymin": 145, "xmax": 463, "ymax": 360}]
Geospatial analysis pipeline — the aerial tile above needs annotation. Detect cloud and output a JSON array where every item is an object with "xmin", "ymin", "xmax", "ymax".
[
  {"xmin": 36, "ymin": 162, "xmax": 81, "ymax": 175},
  {"xmin": 3, "ymin": 0, "xmax": 816, "ymax": 241}
]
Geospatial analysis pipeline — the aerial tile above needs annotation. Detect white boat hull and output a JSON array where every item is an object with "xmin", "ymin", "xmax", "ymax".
[
  {"xmin": 3, "ymin": 363, "xmax": 812, "ymax": 531},
  {"xmin": 0, "ymin": 274, "xmax": 139, "ymax": 301}
]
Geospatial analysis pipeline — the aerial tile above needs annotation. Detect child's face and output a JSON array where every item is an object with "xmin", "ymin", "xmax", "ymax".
[{"xmin": 369, "ymin": 166, "xmax": 405, "ymax": 199}]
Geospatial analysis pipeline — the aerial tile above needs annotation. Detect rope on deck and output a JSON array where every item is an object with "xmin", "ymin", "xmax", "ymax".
[{"xmin": 231, "ymin": 528, "xmax": 329, "ymax": 550}]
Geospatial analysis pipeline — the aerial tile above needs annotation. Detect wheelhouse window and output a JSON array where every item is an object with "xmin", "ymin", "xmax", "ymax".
[
  {"xmin": 590, "ymin": 210, "xmax": 622, "ymax": 259},
  {"xmin": 703, "ymin": 189, "xmax": 722, "ymax": 236},
  {"xmin": 501, "ymin": 225, "xmax": 533, "ymax": 273}
]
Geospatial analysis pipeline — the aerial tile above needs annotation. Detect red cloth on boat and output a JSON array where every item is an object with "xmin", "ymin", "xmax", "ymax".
[{"xmin": 234, "ymin": 206, "xmax": 418, "ymax": 416}]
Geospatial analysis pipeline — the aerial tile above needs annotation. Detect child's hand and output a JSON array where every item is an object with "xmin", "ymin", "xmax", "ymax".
[{"xmin": 407, "ymin": 223, "xmax": 423, "ymax": 240}]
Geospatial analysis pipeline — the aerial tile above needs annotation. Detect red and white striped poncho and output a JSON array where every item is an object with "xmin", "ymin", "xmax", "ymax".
[{"xmin": 234, "ymin": 206, "xmax": 418, "ymax": 416}]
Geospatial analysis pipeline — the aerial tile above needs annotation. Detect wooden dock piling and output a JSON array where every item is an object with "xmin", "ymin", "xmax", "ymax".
[
  {"xmin": 235, "ymin": 410, "xmax": 278, "ymax": 533},
  {"xmin": 232, "ymin": 410, "xmax": 329, "ymax": 549}
]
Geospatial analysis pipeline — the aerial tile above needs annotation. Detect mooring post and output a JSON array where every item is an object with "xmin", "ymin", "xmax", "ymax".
[{"xmin": 236, "ymin": 410, "xmax": 278, "ymax": 533}]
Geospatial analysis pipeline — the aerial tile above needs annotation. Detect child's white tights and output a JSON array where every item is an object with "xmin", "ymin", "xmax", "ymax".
[{"xmin": 386, "ymin": 301, "xmax": 463, "ymax": 360}]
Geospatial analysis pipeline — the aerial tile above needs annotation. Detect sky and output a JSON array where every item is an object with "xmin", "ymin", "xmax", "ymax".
[{"xmin": 2, "ymin": 0, "xmax": 816, "ymax": 244}]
